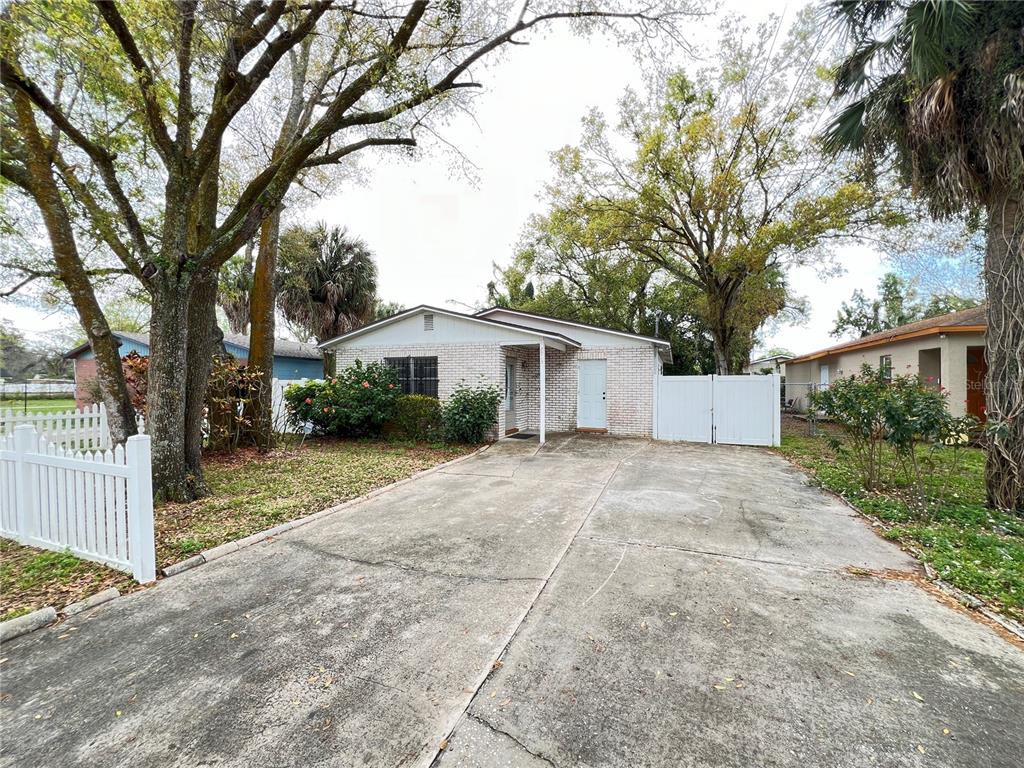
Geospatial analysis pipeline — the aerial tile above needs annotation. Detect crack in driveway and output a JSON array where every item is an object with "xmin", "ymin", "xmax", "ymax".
[
  {"xmin": 283, "ymin": 539, "xmax": 547, "ymax": 584},
  {"xmin": 455, "ymin": 712, "xmax": 560, "ymax": 768},
  {"xmin": 576, "ymin": 534, "xmax": 838, "ymax": 573}
]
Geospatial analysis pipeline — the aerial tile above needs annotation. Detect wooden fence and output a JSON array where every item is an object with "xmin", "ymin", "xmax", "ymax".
[
  {"xmin": 0, "ymin": 404, "xmax": 145, "ymax": 450},
  {"xmin": 0, "ymin": 425, "xmax": 156, "ymax": 583}
]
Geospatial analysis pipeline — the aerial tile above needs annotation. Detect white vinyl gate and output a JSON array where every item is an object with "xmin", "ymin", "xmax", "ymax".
[{"xmin": 656, "ymin": 374, "xmax": 780, "ymax": 447}]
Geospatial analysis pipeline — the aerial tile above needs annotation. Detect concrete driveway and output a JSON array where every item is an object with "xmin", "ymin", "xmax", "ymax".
[{"xmin": 1, "ymin": 436, "xmax": 1021, "ymax": 767}]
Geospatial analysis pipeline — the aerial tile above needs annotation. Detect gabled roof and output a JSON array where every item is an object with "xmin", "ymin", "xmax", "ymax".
[
  {"xmin": 474, "ymin": 306, "xmax": 672, "ymax": 348},
  {"xmin": 317, "ymin": 305, "xmax": 584, "ymax": 349},
  {"xmin": 65, "ymin": 330, "xmax": 321, "ymax": 360},
  {"xmin": 788, "ymin": 305, "xmax": 987, "ymax": 364},
  {"xmin": 748, "ymin": 354, "xmax": 793, "ymax": 366}
]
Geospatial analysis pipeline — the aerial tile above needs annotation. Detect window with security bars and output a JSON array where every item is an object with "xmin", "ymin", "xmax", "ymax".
[
  {"xmin": 879, "ymin": 354, "xmax": 893, "ymax": 383},
  {"xmin": 384, "ymin": 356, "xmax": 438, "ymax": 397}
]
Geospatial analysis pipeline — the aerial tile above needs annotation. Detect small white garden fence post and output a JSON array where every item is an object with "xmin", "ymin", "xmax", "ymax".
[
  {"xmin": 0, "ymin": 424, "xmax": 156, "ymax": 583},
  {"xmin": 13, "ymin": 424, "xmax": 34, "ymax": 543}
]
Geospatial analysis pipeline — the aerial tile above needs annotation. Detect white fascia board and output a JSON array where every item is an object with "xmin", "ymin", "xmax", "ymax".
[{"xmin": 318, "ymin": 305, "xmax": 580, "ymax": 350}]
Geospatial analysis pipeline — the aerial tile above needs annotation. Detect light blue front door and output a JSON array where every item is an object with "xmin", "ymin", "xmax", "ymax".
[{"xmin": 577, "ymin": 359, "xmax": 607, "ymax": 429}]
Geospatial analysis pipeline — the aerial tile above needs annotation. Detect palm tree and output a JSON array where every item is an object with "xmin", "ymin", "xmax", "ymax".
[
  {"xmin": 277, "ymin": 224, "xmax": 378, "ymax": 344},
  {"xmin": 822, "ymin": 0, "xmax": 1024, "ymax": 512}
]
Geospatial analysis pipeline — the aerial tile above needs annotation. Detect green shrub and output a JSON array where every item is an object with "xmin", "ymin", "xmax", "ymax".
[
  {"xmin": 284, "ymin": 360, "xmax": 400, "ymax": 436},
  {"xmin": 441, "ymin": 383, "xmax": 502, "ymax": 443},
  {"xmin": 810, "ymin": 364, "xmax": 951, "ymax": 495},
  {"xmin": 389, "ymin": 394, "xmax": 442, "ymax": 441}
]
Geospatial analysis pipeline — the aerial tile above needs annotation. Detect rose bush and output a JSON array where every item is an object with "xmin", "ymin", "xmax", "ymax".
[
  {"xmin": 441, "ymin": 383, "xmax": 502, "ymax": 443},
  {"xmin": 810, "ymin": 363, "xmax": 979, "ymax": 499},
  {"xmin": 284, "ymin": 360, "xmax": 400, "ymax": 436}
]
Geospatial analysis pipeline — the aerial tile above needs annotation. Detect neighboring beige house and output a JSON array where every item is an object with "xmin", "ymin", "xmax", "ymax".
[
  {"xmin": 319, "ymin": 305, "xmax": 672, "ymax": 442},
  {"xmin": 785, "ymin": 306, "xmax": 987, "ymax": 419},
  {"xmin": 743, "ymin": 354, "xmax": 792, "ymax": 375}
]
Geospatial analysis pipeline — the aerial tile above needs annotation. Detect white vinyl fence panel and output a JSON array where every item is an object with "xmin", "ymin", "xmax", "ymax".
[
  {"xmin": 656, "ymin": 374, "xmax": 780, "ymax": 447},
  {"xmin": 1, "ymin": 404, "xmax": 145, "ymax": 450},
  {"xmin": 656, "ymin": 375, "xmax": 713, "ymax": 442},
  {"xmin": 272, "ymin": 378, "xmax": 311, "ymax": 433},
  {"xmin": 0, "ymin": 425, "xmax": 156, "ymax": 582},
  {"xmin": 712, "ymin": 375, "xmax": 780, "ymax": 447}
]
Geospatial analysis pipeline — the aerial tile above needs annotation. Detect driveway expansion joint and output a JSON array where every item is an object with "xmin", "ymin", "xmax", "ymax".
[{"xmin": 426, "ymin": 444, "xmax": 644, "ymax": 767}]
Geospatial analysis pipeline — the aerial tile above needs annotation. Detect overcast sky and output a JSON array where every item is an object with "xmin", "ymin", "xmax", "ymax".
[{"xmin": 1, "ymin": 1, "xmax": 889, "ymax": 358}]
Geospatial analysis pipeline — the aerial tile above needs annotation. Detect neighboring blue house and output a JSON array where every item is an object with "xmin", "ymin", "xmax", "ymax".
[{"xmin": 66, "ymin": 330, "xmax": 323, "ymax": 406}]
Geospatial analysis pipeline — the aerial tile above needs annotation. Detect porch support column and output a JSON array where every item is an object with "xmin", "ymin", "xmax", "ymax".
[{"xmin": 539, "ymin": 339, "xmax": 546, "ymax": 445}]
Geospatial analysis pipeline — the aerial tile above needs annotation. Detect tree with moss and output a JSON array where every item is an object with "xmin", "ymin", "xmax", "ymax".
[{"xmin": 490, "ymin": 218, "xmax": 717, "ymax": 374}]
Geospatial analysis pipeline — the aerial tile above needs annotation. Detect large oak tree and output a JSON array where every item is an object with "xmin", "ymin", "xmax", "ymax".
[{"xmin": 515, "ymin": 11, "xmax": 903, "ymax": 373}]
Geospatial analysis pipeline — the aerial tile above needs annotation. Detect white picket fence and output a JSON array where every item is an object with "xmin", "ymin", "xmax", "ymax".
[
  {"xmin": 0, "ymin": 403, "xmax": 145, "ymax": 450},
  {"xmin": 0, "ymin": 425, "xmax": 156, "ymax": 583}
]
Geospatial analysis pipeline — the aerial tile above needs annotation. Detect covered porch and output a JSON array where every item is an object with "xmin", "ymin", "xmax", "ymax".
[{"xmin": 501, "ymin": 340, "xmax": 577, "ymax": 444}]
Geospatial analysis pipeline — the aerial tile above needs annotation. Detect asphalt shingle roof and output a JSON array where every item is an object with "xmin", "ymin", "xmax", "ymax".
[{"xmin": 788, "ymin": 305, "xmax": 987, "ymax": 364}]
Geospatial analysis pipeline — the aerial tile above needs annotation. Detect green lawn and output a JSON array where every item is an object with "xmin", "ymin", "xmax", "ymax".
[
  {"xmin": 0, "ymin": 438, "xmax": 475, "ymax": 621},
  {"xmin": 0, "ymin": 397, "xmax": 78, "ymax": 414},
  {"xmin": 777, "ymin": 424, "xmax": 1024, "ymax": 623},
  {"xmin": 0, "ymin": 540, "xmax": 135, "ymax": 621},
  {"xmin": 154, "ymin": 439, "xmax": 473, "ymax": 567}
]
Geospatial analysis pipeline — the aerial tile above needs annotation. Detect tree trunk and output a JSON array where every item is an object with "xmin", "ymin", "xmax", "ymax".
[
  {"xmin": 984, "ymin": 194, "xmax": 1024, "ymax": 512},
  {"xmin": 184, "ymin": 268, "xmax": 222, "ymax": 483},
  {"xmin": 710, "ymin": 315, "xmax": 735, "ymax": 375},
  {"xmin": 245, "ymin": 207, "xmax": 282, "ymax": 450},
  {"xmin": 181, "ymin": 147, "xmax": 223, "ymax": 483},
  {"xmin": 147, "ymin": 276, "xmax": 195, "ymax": 501},
  {"xmin": 712, "ymin": 337, "xmax": 731, "ymax": 376},
  {"xmin": 10, "ymin": 90, "xmax": 138, "ymax": 444}
]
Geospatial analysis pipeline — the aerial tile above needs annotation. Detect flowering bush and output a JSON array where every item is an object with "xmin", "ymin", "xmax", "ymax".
[
  {"xmin": 810, "ymin": 364, "xmax": 950, "ymax": 495},
  {"xmin": 284, "ymin": 360, "xmax": 400, "ymax": 436}
]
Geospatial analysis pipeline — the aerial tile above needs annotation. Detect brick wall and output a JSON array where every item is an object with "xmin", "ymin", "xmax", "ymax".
[
  {"xmin": 336, "ymin": 343, "xmax": 656, "ymax": 439},
  {"xmin": 583, "ymin": 346, "xmax": 655, "ymax": 437},
  {"xmin": 508, "ymin": 345, "xmax": 655, "ymax": 437},
  {"xmin": 73, "ymin": 358, "xmax": 98, "ymax": 409},
  {"xmin": 335, "ymin": 343, "xmax": 507, "ymax": 436}
]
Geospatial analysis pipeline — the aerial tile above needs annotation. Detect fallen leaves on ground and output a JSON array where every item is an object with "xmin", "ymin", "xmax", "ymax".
[
  {"xmin": 0, "ymin": 539, "xmax": 135, "ymax": 621},
  {"xmin": 0, "ymin": 438, "xmax": 474, "ymax": 621}
]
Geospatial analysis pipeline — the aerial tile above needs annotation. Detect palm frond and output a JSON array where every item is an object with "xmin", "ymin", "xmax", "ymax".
[
  {"xmin": 903, "ymin": 0, "xmax": 976, "ymax": 83},
  {"xmin": 821, "ymin": 99, "xmax": 868, "ymax": 155}
]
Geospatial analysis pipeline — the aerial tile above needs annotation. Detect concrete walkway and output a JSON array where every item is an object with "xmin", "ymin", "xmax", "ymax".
[{"xmin": 1, "ymin": 436, "xmax": 1021, "ymax": 767}]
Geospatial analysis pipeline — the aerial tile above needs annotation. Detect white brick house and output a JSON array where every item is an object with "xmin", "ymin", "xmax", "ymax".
[{"xmin": 319, "ymin": 306, "xmax": 672, "ymax": 441}]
